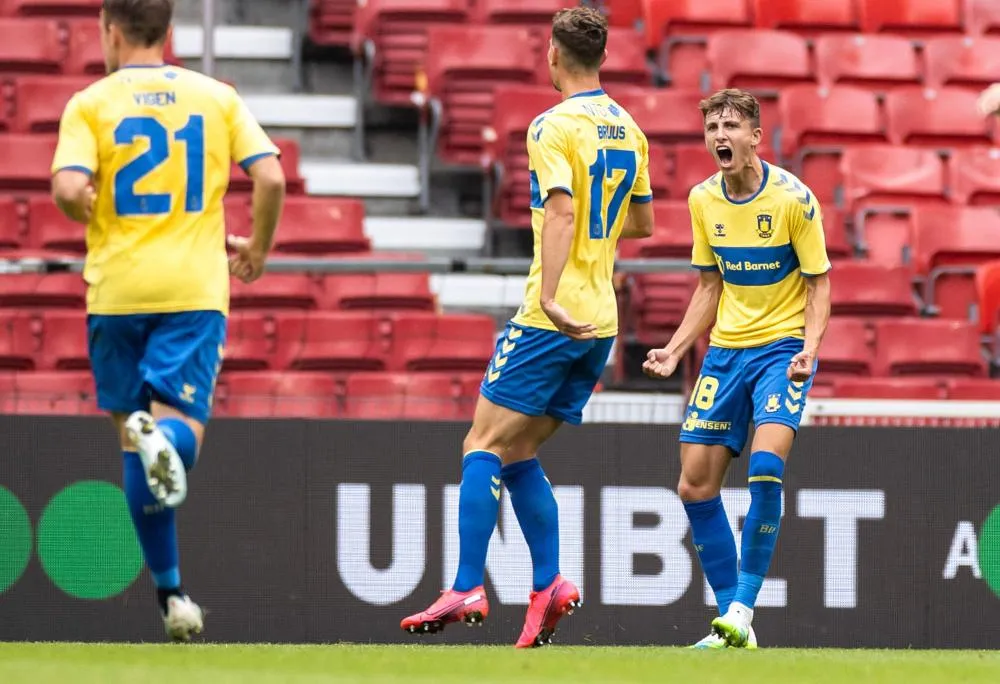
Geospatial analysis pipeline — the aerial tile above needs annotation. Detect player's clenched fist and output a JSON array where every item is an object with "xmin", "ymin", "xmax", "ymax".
[
  {"xmin": 642, "ymin": 348, "xmax": 680, "ymax": 379},
  {"xmin": 227, "ymin": 235, "xmax": 267, "ymax": 284},
  {"xmin": 787, "ymin": 348, "xmax": 816, "ymax": 382},
  {"xmin": 977, "ymin": 84, "xmax": 1000, "ymax": 118}
]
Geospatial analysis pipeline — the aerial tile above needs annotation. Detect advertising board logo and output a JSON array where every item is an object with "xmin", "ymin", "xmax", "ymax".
[{"xmin": 0, "ymin": 482, "xmax": 142, "ymax": 599}]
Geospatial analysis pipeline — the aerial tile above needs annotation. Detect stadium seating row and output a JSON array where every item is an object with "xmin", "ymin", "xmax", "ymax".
[{"xmin": 0, "ymin": 310, "xmax": 497, "ymax": 373}]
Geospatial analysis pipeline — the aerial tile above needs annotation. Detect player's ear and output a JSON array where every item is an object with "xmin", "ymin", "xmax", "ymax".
[
  {"xmin": 548, "ymin": 41, "xmax": 558, "ymax": 69},
  {"xmin": 599, "ymin": 49, "xmax": 608, "ymax": 68},
  {"xmin": 750, "ymin": 125, "xmax": 762, "ymax": 148}
]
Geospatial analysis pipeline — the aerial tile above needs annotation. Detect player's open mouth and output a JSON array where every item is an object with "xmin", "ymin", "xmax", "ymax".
[{"xmin": 716, "ymin": 146, "xmax": 733, "ymax": 164}]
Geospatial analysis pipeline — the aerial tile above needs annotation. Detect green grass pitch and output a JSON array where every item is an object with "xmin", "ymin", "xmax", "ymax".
[{"xmin": 1, "ymin": 644, "xmax": 998, "ymax": 684}]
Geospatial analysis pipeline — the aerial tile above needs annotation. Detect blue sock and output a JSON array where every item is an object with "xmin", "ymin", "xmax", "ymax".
[
  {"xmin": 502, "ymin": 458, "xmax": 559, "ymax": 592},
  {"xmin": 123, "ymin": 450, "xmax": 181, "ymax": 589},
  {"xmin": 733, "ymin": 451, "xmax": 785, "ymax": 610},
  {"xmin": 452, "ymin": 450, "xmax": 502, "ymax": 592},
  {"xmin": 158, "ymin": 417, "xmax": 197, "ymax": 471},
  {"xmin": 684, "ymin": 496, "xmax": 738, "ymax": 615}
]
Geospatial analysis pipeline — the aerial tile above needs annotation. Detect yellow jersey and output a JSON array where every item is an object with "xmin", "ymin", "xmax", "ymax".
[
  {"xmin": 51, "ymin": 65, "xmax": 278, "ymax": 316},
  {"xmin": 513, "ymin": 88, "xmax": 652, "ymax": 338},
  {"xmin": 689, "ymin": 161, "xmax": 831, "ymax": 348}
]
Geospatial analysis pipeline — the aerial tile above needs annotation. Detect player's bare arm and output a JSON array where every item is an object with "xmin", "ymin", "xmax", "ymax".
[
  {"xmin": 643, "ymin": 269, "xmax": 722, "ymax": 379},
  {"xmin": 788, "ymin": 272, "xmax": 831, "ymax": 382},
  {"xmin": 620, "ymin": 200, "xmax": 654, "ymax": 239},
  {"xmin": 228, "ymin": 154, "xmax": 285, "ymax": 284},
  {"xmin": 51, "ymin": 169, "xmax": 96, "ymax": 224},
  {"xmin": 539, "ymin": 190, "xmax": 597, "ymax": 340}
]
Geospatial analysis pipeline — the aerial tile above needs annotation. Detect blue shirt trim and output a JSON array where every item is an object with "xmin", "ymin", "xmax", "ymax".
[
  {"xmin": 545, "ymin": 186, "xmax": 573, "ymax": 201},
  {"xmin": 721, "ymin": 160, "xmax": 770, "ymax": 206},
  {"xmin": 119, "ymin": 64, "xmax": 167, "ymax": 69},
  {"xmin": 568, "ymin": 88, "xmax": 606, "ymax": 99},
  {"xmin": 54, "ymin": 165, "xmax": 93, "ymax": 177},
  {"xmin": 631, "ymin": 193, "xmax": 653, "ymax": 204},
  {"xmin": 239, "ymin": 152, "xmax": 277, "ymax": 174},
  {"xmin": 692, "ymin": 264, "xmax": 719, "ymax": 271}
]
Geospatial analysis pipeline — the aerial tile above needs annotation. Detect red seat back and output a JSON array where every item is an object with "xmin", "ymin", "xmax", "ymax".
[
  {"xmin": 969, "ymin": 0, "xmax": 1000, "ymax": 35},
  {"xmin": 753, "ymin": 0, "xmax": 859, "ymax": 33},
  {"xmin": 28, "ymin": 195, "xmax": 85, "ymax": 253},
  {"xmin": 840, "ymin": 145, "xmax": 945, "ymax": 210},
  {"xmin": 707, "ymin": 30, "xmax": 811, "ymax": 90},
  {"xmin": 778, "ymin": 85, "xmax": 884, "ymax": 156},
  {"xmin": 923, "ymin": 36, "xmax": 1000, "ymax": 89},
  {"xmin": 885, "ymin": 87, "xmax": 994, "ymax": 148},
  {"xmin": 0, "ymin": 273, "xmax": 85, "ymax": 308},
  {"xmin": 815, "ymin": 317, "xmax": 873, "ymax": 380},
  {"xmin": 641, "ymin": 0, "xmax": 752, "ymax": 48},
  {"xmin": 389, "ymin": 313, "xmax": 495, "ymax": 372},
  {"xmin": 273, "ymin": 197, "xmax": 369, "ymax": 254},
  {"xmin": 614, "ymin": 89, "xmax": 705, "ymax": 145},
  {"xmin": 948, "ymin": 147, "xmax": 1000, "ymax": 206},
  {"xmin": 0, "ymin": 18, "xmax": 63, "ymax": 72},
  {"xmin": 276, "ymin": 312, "xmax": 391, "ymax": 372},
  {"xmin": 859, "ymin": 0, "xmax": 961, "ymax": 35},
  {"xmin": 12, "ymin": 76, "xmax": 93, "ymax": 133},
  {"xmin": 875, "ymin": 318, "xmax": 985, "ymax": 377},
  {"xmin": 832, "ymin": 376, "xmax": 946, "ymax": 399},
  {"xmin": 0, "ymin": 135, "xmax": 56, "ymax": 190},
  {"xmin": 830, "ymin": 262, "xmax": 917, "ymax": 316},
  {"xmin": 814, "ymin": 34, "xmax": 919, "ymax": 89},
  {"xmin": 975, "ymin": 260, "xmax": 1000, "ymax": 334}
]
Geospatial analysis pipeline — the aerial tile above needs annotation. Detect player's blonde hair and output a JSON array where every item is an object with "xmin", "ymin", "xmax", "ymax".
[
  {"xmin": 699, "ymin": 89, "xmax": 762, "ymax": 129},
  {"xmin": 102, "ymin": 0, "xmax": 174, "ymax": 47},
  {"xmin": 551, "ymin": 7, "xmax": 608, "ymax": 71}
]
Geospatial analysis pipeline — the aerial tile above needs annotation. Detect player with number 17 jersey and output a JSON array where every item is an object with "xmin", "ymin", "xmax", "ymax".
[{"xmin": 483, "ymin": 90, "xmax": 652, "ymax": 422}]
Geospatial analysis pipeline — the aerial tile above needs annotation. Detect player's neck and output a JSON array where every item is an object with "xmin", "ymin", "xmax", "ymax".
[
  {"xmin": 118, "ymin": 46, "xmax": 166, "ymax": 69},
  {"xmin": 722, "ymin": 156, "xmax": 765, "ymax": 201},
  {"xmin": 559, "ymin": 75, "xmax": 603, "ymax": 101}
]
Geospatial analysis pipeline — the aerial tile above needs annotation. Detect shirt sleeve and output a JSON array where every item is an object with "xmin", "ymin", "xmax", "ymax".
[
  {"xmin": 527, "ymin": 114, "xmax": 573, "ymax": 203},
  {"xmin": 227, "ymin": 89, "xmax": 280, "ymax": 174},
  {"xmin": 790, "ymin": 192, "xmax": 832, "ymax": 276},
  {"xmin": 689, "ymin": 190, "xmax": 717, "ymax": 270},
  {"xmin": 51, "ymin": 93, "xmax": 98, "ymax": 177},
  {"xmin": 630, "ymin": 131, "xmax": 652, "ymax": 204}
]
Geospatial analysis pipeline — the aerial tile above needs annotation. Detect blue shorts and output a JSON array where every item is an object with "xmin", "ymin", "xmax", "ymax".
[
  {"xmin": 679, "ymin": 337, "xmax": 816, "ymax": 456},
  {"xmin": 87, "ymin": 310, "xmax": 226, "ymax": 424},
  {"xmin": 479, "ymin": 321, "xmax": 614, "ymax": 425}
]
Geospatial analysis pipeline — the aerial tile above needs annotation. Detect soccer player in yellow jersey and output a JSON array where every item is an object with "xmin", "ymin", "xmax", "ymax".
[
  {"xmin": 50, "ymin": 0, "xmax": 285, "ymax": 641},
  {"xmin": 401, "ymin": 7, "xmax": 654, "ymax": 647},
  {"xmin": 644, "ymin": 89, "xmax": 832, "ymax": 649}
]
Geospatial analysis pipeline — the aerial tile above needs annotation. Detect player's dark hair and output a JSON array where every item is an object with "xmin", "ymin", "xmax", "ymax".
[
  {"xmin": 699, "ymin": 89, "xmax": 762, "ymax": 129},
  {"xmin": 102, "ymin": 0, "xmax": 174, "ymax": 47},
  {"xmin": 551, "ymin": 7, "xmax": 608, "ymax": 72}
]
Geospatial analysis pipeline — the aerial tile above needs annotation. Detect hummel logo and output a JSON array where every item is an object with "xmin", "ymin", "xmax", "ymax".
[
  {"xmin": 785, "ymin": 399, "xmax": 800, "ymax": 414},
  {"xmin": 532, "ymin": 127, "xmax": 543, "ymax": 142},
  {"xmin": 502, "ymin": 340, "xmax": 516, "ymax": 354},
  {"xmin": 490, "ymin": 487, "xmax": 501, "ymax": 501},
  {"xmin": 491, "ymin": 476, "xmax": 501, "ymax": 485}
]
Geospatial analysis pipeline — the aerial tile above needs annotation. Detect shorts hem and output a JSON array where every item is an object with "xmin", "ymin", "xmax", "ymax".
[
  {"xmin": 679, "ymin": 434, "xmax": 744, "ymax": 457},
  {"xmin": 480, "ymin": 386, "xmax": 545, "ymax": 419},
  {"xmin": 545, "ymin": 408, "xmax": 581, "ymax": 426}
]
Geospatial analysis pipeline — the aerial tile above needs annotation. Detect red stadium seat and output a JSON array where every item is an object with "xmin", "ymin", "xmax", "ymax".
[
  {"xmin": 629, "ymin": 201, "xmax": 693, "ymax": 258},
  {"xmin": 273, "ymin": 197, "xmax": 369, "ymax": 254},
  {"xmin": 351, "ymin": 0, "xmax": 469, "ymax": 106},
  {"xmin": 830, "ymin": 262, "xmax": 917, "ymax": 317},
  {"xmin": 420, "ymin": 25, "xmax": 537, "ymax": 165},
  {"xmin": 0, "ymin": 311, "xmax": 39, "ymax": 369},
  {"xmin": 613, "ymin": 89, "xmax": 705, "ymax": 146},
  {"xmin": 778, "ymin": 85, "xmax": 885, "ymax": 156},
  {"xmin": 0, "ymin": 196, "xmax": 24, "ymax": 249},
  {"xmin": 968, "ymin": 0, "xmax": 1000, "ymax": 35},
  {"xmin": 276, "ymin": 312, "xmax": 390, "ymax": 372},
  {"xmin": 667, "ymin": 143, "xmax": 719, "ymax": 200},
  {"xmin": 317, "ymin": 273, "xmax": 435, "ymax": 311},
  {"xmin": 1, "ymin": 0, "xmax": 100, "ymax": 16},
  {"xmin": 37, "ymin": 310, "xmax": 87, "ymax": 370},
  {"xmin": 223, "ymin": 313, "xmax": 277, "ymax": 372},
  {"xmin": 946, "ymin": 378, "xmax": 1000, "ymax": 400},
  {"xmin": 645, "ymin": 142, "xmax": 671, "ymax": 199},
  {"xmin": 859, "ymin": 0, "xmax": 961, "ymax": 36},
  {"xmin": 229, "ymin": 138, "xmax": 305, "ymax": 195},
  {"xmin": 752, "ymin": 0, "xmax": 859, "ymax": 34},
  {"xmin": 390, "ymin": 313, "xmax": 495, "ymax": 372},
  {"xmin": 0, "ymin": 135, "xmax": 56, "ymax": 191},
  {"xmin": 641, "ymin": 0, "xmax": 752, "ymax": 49},
  {"xmin": 344, "ymin": 372, "xmax": 477, "ymax": 420},
  {"xmin": 831, "ymin": 376, "xmax": 946, "ymax": 399},
  {"xmin": 913, "ymin": 207, "xmax": 1000, "ymax": 320},
  {"xmin": 309, "ymin": 0, "xmax": 357, "ymax": 47},
  {"xmin": 229, "ymin": 274, "xmax": 318, "ymax": 310},
  {"xmin": 814, "ymin": 34, "xmax": 919, "ymax": 89},
  {"xmin": 484, "ymin": 84, "xmax": 561, "ymax": 227},
  {"xmin": 10, "ymin": 371, "xmax": 97, "ymax": 416},
  {"xmin": 923, "ymin": 37, "xmax": 1000, "ymax": 90},
  {"xmin": 219, "ymin": 371, "xmax": 341, "ymax": 418},
  {"xmin": 0, "ymin": 273, "xmax": 85, "ymax": 308},
  {"xmin": 11, "ymin": 76, "xmax": 93, "ymax": 133},
  {"xmin": 874, "ymin": 318, "xmax": 985, "ymax": 377},
  {"xmin": 822, "ymin": 208, "xmax": 853, "ymax": 259},
  {"xmin": 813, "ymin": 317, "xmax": 874, "ymax": 382},
  {"xmin": 469, "ymin": 0, "xmax": 564, "ymax": 25},
  {"xmin": 601, "ymin": 28, "xmax": 652, "ymax": 87},
  {"xmin": 28, "ymin": 195, "xmax": 84, "ymax": 253},
  {"xmin": 707, "ymin": 30, "xmax": 811, "ymax": 91},
  {"xmin": 0, "ymin": 19, "xmax": 63, "ymax": 73},
  {"xmin": 948, "ymin": 147, "xmax": 1000, "ymax": 206},
  {"xmin": 628, "ymin": 272, "xmax": 697, "ymax": 339},
  {"xmin": 884, "ymin": 87, "xmax": 993, "ymax": 148},
  {"xmin": 975, "ymin": 260, "xmax": 1000, "ymax": 334},
  {"xmin": 840, "ymin": 145, "xmax": 946, "ymax": 211},
  {"xmin": 63, "ymin": 19, "xmax": 107, "ymax": 74},
  {"xmin": 223, "ymin": 197, "xmax": 251, "ymax": 237}
]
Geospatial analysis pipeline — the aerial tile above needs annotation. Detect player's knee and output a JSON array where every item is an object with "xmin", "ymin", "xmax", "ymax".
[{"xmin": 677, "ymin": 473, "xmax": 721, "ymax": 502}]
